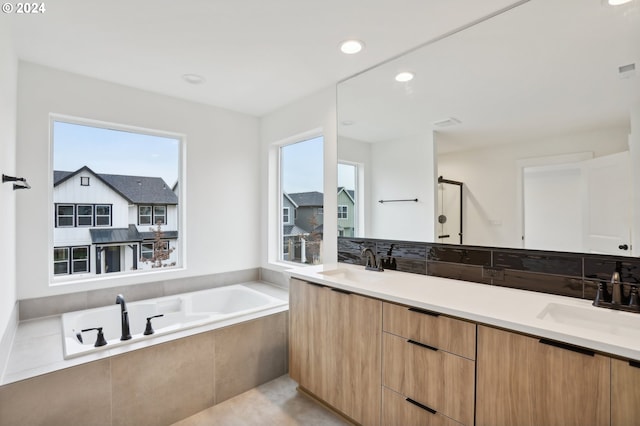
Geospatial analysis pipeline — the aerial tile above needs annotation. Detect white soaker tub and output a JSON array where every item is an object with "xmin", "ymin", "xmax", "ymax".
[{"xmin": 61, "ymin": 284, "xmax": 287, "ymax": 359}]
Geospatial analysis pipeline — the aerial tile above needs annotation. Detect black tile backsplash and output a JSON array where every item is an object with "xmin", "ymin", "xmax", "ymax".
[{"xmin": 337, "ymin": 236, "xmax": 640, "ymax": 302}]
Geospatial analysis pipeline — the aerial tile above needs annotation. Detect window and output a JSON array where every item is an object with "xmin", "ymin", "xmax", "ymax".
[
  {"xmin": 53, "ymin": 248, "xmax": 69, "ymax": 275},
  {"xmin": 153, "ymin": 206, "xmax": 166, "ymax": 225},
  {"xmin": 338, "ymin": 205, "xmax": 348, "ymax": 219},
  {"xmin": 280, "ymin": 135, "xmax": 323, "ymax": 264},
  {"xmin": 139, "ymin": 206, "xmax": 152, "ymax": 225},
  {"xmin": 95, "ymin": 205, "xmax": 111, "ymax": 226},
  {"xmin": 53, "ymin": 246, "xmax": 89, "ymax": 274},
  {"xmin": 141, "ymin": 243, "xmax": 154, "ymax": 260},
  {"xmin": 338, "ymin": 162, "xmax": 359, "ymax": 238},
  {"xmin": 52, "ymin": 117, "xmax": 182, "ymax": 282},
  {"xmin": 56, "ymin": 204, "xmax": 74, "ymax": 227},
  {"xmin": 77, "ymin": 205, "xmax": 93, "ymax": 226},
  {"xmin": 139, "ymin": 205, "xmax": 166, "ymax": 226},
  {"xmin": 54, "ymin": 203, "xmax": 112, "ymax": 227},
  {"xmin": 72, "ymin": 247, "xmax": 89, "ymax": 273}
]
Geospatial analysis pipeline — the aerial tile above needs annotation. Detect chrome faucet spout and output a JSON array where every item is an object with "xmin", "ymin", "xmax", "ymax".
[{"xmin": 115, "ymin": 294, "xmax": 132, "ymax": 341}]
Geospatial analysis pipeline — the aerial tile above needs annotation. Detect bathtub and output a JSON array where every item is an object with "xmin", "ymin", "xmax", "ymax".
[{"xmin": 61, "ymin": 284, "xmax": 287, "ymax": 359}]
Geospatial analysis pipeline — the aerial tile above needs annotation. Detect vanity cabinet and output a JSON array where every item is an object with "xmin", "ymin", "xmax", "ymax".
[
  {"xmin": 612, "ymin": 358, "xmax": 640, "ymax": 425},
  {"xmin": 289, "ymin": 278, "xmax": 382, "ymax": 426},
  {"xmin": 476, "ymin": 325, "xmax": 610, "ymax": 426},
  {"xmin": 382, "ymin": 302, "xmax": 476, "ymax": 426}
]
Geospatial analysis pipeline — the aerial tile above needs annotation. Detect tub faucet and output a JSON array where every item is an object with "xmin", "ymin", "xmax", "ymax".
[
  {"xmin": 361, "ymin": 247, "xmax": 383, "ymax": 271},
  {"xmin": 115, "ymin": 294, "xmax": 132, "ymax": 341}
]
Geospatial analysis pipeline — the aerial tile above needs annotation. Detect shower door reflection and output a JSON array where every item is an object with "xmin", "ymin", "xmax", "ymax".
[{"xmin": 437, "ymin": 176, "xmax": 463, "ymax": 245}]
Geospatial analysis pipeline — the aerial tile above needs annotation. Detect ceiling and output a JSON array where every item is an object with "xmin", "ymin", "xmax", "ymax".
[{"xmin": 6, "ymin": 0, "xmax": 523, "ymax": 117}]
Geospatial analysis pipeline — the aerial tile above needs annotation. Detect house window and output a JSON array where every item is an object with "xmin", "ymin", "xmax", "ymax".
[
  {"xmin": 72, "ymin": 246, "xmax": 89, "ymax": 273},
  {"xmin": 77, "ymin": 205, "xmax": 93, "ymax": 226},
  {"xmin": 54, "ymin": 246, "xmax": 89, "ymax": 274},
  {"xmin": 153, "ymin": 206, "xmax": 166, "ymax": 225},
  {"xmin": 338, "ymin": 162, "xmax": 359, "ymax": 238},
  {"xmin": 279, "ymin": 135, "xmax": 323, "ymax": 264},
  {"xmin": 95, "ymin": 205, "xmax": 111, "ymax": 226},
  {"xmin": 53, "ymin": 248, "xmax": 69, "ymax": 275},
  {"xmin": 139, "ymin": 206, "xmax": 152, "ymax": 225},
  {"xmin": 338, "ymin": 205, "xmax": 348, "ymax": 219},
  {"xmin": 56, "ymin": 204, "xmax": 74, "ymax": 227},
  {"xmin": 141, "ymin": 243, "xmax": 154, "ymax": 259},
  {"xmin": 139, "ymin": 205, "xmax": 166, "ymax": 226},
  {"xmin": 317, "ymin": 208, "xmax": 323, "ymax": 215},
  {"xmin": 52, "ymin": 117, "xmax": 183, "ymax": 283}
]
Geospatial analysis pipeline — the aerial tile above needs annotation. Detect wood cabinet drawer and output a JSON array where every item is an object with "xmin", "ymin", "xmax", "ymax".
[
  {"xmin": 382, "ymin": 387, "xmax": 463, "ymax": 426},
  {"xmin": 383, "ymin": 302, "xmax": 476, "ymax": 359},
  {"xmin": 383, "ymin": 332, "xmax": 474, "ymax": 426}
]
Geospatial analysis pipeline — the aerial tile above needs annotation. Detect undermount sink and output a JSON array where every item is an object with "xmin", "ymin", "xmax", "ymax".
[
  {"xmin": 537, "ymin": 302, "xmax": 640, "ymax": 339},
  {"xmin": 317, "ymin": 267, "xmax": 385, "ymax": 283}
]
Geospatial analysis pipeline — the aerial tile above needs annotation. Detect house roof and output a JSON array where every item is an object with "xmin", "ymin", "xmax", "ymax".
[
  {"xmin": 337, "ymin": 187, "xmax": 355, "ymax": 203},
  {"xmin": 89, "ymin": 225, "xmax": 141, "ymax": 244},
  {"xmin": 287, "ymin": 191, "xmax": 323, "ymax": 207},
  {"xmin": 140, "ymin": 230, "xmax": 179, "ymax": 240},
  {"xmin": 54, "ymin": 166, "xmax": 178, "ymax": 205},
  {"xmin": 283, "ymin": 224, "xmax": 308, "ymax": 237}
]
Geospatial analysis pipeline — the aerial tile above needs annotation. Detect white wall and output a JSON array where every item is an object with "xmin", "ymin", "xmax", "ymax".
[
  {"xmin": 0, "ymin": 22, "xmax": 18, "ymax": 337},
  {"xmin": 437, "ymin": 126, "xmax": 630, "ymax": 248},
  {"xmin": 260, "ymin": 86, "xmax": 337, "ymax": 268},
  {"xmin": 370, "ymin": 135, "xmax": 436, "ymax": 242},
  {"xmin": 16, "ymin": 62, "xmax": 261, "ymax": 299}
]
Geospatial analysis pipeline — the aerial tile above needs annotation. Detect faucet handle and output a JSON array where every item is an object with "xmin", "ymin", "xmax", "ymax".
[
  {"xmin": 144, "ymin": 314, "xmax": 165, "ymax": 335},
  {"xmin": 81, "ymin": 327, "xmax": 108, "ymax": 347}
]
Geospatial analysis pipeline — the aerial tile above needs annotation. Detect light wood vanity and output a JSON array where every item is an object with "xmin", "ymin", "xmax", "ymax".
[{"xmin": 288, "ymin": 268, "xmax": 640, "ymax": 426}]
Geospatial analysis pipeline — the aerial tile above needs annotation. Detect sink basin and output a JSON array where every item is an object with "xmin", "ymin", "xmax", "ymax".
[
  {"xmin": 537, "ymin": 302, "xmax": 640, "ymax": 339},
  {"xmin": 317, "ymin": 267, "xmax": 385, "ymax": 284}
]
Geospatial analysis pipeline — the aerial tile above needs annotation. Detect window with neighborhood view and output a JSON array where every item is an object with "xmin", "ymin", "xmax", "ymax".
[
  {"xmin": 338, "ymin": 162, "xmax": 358, "ymax": 237},
  {"xmin": 51, "ymin": 118, "xmax": 182, "ymax": 280},
  {"xmin": 280, "ymin": 135, "xmax": 323, "ymax": 264}
]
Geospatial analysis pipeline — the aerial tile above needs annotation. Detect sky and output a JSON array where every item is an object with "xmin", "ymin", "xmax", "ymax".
[
  {"xmin": 281, "ymin": 135, "xmax": 356, "ymax": 194},
  {"xmin": 53, "ymin": 121, "xmax": 180, "ymax": 186}
]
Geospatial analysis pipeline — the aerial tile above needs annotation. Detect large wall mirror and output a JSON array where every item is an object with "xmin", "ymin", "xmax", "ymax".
[{"xmin": 337, "ymin": 0, "xmax": 640, "ymax": 256}]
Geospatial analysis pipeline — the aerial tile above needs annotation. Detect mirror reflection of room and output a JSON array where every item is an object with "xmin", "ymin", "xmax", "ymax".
[{"xmin": 337, "ymin": 0, "xmax": 640, "ymax": 256}]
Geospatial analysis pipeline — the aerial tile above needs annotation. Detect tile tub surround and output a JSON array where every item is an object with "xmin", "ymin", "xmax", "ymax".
[
  {"xmin": 1, "ymin": 282, "xmax": 287, "ymax": 385},
  {"xmin": 338, "ymin": 237, "xmax": 640, "ymax": 301},
  {"xmin": 0, "ymin": 310, "xmax": 288, "ymax": 426}
]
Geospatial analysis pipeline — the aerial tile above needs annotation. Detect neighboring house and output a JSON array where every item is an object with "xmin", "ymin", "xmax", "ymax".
[
  {"xmin": 287, "ymin": 191, "xmax": 324, "ymax": 233},
  {"xmin": 53, "ymin": 166, "xmax": 179, "ymax": 276},
  {"xmin": 337, "ymin": 187, "xmax": 355, "ymax": 237}
]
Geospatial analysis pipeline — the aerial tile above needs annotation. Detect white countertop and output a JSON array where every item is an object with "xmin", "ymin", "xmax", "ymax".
[{"xmin": 288, "ymin": 263, "xmax": 640, "ymax": 361}]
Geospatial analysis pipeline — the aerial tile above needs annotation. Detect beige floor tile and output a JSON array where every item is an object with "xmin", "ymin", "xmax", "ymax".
[{"xmin": 173, "ymin": 375, "xmax": 351, "ymax": 426}]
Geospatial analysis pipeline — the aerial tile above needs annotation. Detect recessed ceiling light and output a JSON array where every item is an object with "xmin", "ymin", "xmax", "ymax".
[
  {"xmin": 340, "ymin": 40, "xmax": 364, "ymax": 55},
  {"xmin": 608, "ymin": 0, "xmax": 632, "ymax": 5},
  {"xmin": 395, "ymin": 72, "xmax": 414, "ymax": 82},
  {"xmin": 182, "ymin": 74, "xmax": 206, "ymax": 85}
]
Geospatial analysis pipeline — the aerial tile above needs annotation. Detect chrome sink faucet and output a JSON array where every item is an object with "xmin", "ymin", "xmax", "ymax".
[
  {"xmin": 361, "ymin": 247, "xmax": 383, "ymax": 272},
  {"xmin": 611, "ymin": 272, "xmax": 622, "ymax": 304},
  {"xmin": 115, "ymin": 294, "xmax": 132, "ymax": 341}
]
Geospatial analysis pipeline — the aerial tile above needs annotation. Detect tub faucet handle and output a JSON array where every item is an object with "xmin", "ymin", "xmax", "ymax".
[
  {"xmin": 81, "ymin": 327, "xmax": 108, "ymax": 347},
  {"xmin": 144, "ymin": 314, "xmax": 165, "ymax": 335}
]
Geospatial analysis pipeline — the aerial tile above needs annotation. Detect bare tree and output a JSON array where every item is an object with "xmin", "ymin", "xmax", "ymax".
[{"xmin": 140, "ymin": 222, "xmax": 176, "ymax": 268}]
